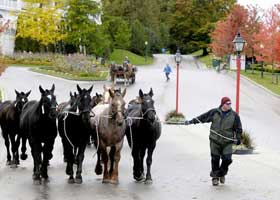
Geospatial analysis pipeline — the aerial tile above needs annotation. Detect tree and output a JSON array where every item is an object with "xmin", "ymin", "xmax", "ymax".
[
  {"xmin": 101, "ymin": 0, "xmax": 167, "ymax": 54},
  {"xmin": 16, "ymin": 0, "xmax": 66, "ymax": 50},
  {"xmin": 171, "ymin": 0, "xmax": 235, "ymax": 54},
  {"xmin": 253, "ymin": 4, "xmax": 280, "ymax": 82},
  {"xmin": 130, "ymin": 20, "xmax": 147, "ymax": 55},
  {"xmin": 210, "ymin": 4, "xmax": 250, "ymax": 57},
  {"xmin": 64, "ymin": 0, "xmax": 100, "ymax": 54},
  {"xmin": 102, "ymin": 16, "xmax": 131, "ymax": 50}
]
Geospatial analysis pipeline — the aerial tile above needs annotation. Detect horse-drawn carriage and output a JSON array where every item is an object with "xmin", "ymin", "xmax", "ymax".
[{"xmin": 109, "ymin": 62, "xmax": 137, "ymax": 85}]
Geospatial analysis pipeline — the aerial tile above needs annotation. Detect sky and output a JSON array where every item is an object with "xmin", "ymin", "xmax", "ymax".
[{"xmin": 238, "ymin": 0, "xmax": 279, "ymax": 10}]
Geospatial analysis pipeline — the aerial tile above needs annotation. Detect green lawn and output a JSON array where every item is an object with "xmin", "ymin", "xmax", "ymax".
[
  {"xmin": 31, "ymin": 67, "xmax": 108, "ymax": 81},
  {"xmin": 109, "ymin": 49, "xmax": 153, "ymax": 65},
  {"xmin": 190, "ymin": 50, "xmax": 212, "ymax": 67},
  {"xmin": 241, "ymin": 70, "xmax": 280, "ymax": 95},
  {"xmin": 192, "ymin": 49, "xmax": 280, "ymax": 95}
]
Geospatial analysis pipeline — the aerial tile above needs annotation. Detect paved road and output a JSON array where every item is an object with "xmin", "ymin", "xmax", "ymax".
[{"xmin": 0, "ymin": 55, "xmax": 280, "ymax": 200}]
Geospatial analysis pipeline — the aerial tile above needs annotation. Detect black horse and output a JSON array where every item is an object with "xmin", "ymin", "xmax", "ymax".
[
  {"xmin": 58, "ymin": 85, "xmax": 93, "ymax": 184},
  {"xmin": 125, "ymin": 88, "xmax": 161, "ymax": 184},
  {"xmin": 57, "ymin": 91, "xmax": 79, "ymax": 162},
  {"xmin": 57, "ymin": 91, "xmax": 78, "ymax": 113},
  {"xmin": 20, "ymin": 84, "xmax": 58, "ymax": 184},
  {"xmin": 0, "ymin": 90, "xmax": 31, "ymax": 167}
]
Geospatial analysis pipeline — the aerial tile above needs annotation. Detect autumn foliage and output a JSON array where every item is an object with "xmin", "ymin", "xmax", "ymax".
[
  {"xmin": 211, "ymin": 3, "xmax": 280, "ymax": 65},
  {"xmin": 0, "ymin": 19, "xmax": 10, "ymax": 74}
]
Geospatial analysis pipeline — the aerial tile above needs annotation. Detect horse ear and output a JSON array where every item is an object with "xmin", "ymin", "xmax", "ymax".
[
  {"xmin": 70, "ymin": 91, "xmax": 73, "ymax": 97},
  {"xmin": 74, "ymin": 92, "xmax": 78, "ymax": 97},
  {"xmin": 149, "ymin": 88, "xmax": 154, "ymax": 97},
  {"xmin": 88, "ymin": 85, "xmax": 93, "ymax": 94},
  {"xmin": 139, "ymin": 89, "xmax": 144, "ymax": 98},
  {"xmin": 103, "ymin": 84, "xmax": 107, "ymax": 91},
  {"xmin": 109, "ymin": 88, "xmax": 114, "ymax": 98},
  {"xmin": 122, "ymin": 88, "xmax": 126, "ymax": 97},
  {"xmin": 50, "ymin": 84, "xmax": 55, "ymax": 93},
  {"xmin": 26, "ymin": 90, "xmax": 31, "ymax": 97},
  {"xmin": 15, "ymin": 89, "xmax": 20, "ymax": 96},
  {"xmin": 39, "ymin": 85, "xmax": 45, "ymax": 94},
  {"xmin": 77, "ymin": 84, "xmax": 82, "ymax": 94}
]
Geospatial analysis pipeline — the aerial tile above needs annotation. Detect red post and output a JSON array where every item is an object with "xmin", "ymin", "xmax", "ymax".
[
  {"xmin": 236, "ymin": 54, "xmax": 241, "ymax": 114},
  {"xmin": 176, "ymin": 62, "xmax": 179, "ymax": 113}
]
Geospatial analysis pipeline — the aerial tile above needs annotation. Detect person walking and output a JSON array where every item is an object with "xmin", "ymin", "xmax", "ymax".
[
  {"xmin": 185, "ymin": 97, "xmax": 242, "ymax": 186},
  {"xmin": 163, "ymin": 64, "xmax": 172, "ymax": 81}
]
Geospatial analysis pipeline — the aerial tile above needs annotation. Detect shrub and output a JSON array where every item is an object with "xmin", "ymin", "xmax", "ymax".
[
  {"xmin": 241, "ymin": 130, "xmax": 255, "ymax": 149},
  {"xmin": 165, "ymin": 110, "xmax": 185, "ymax": 122}
]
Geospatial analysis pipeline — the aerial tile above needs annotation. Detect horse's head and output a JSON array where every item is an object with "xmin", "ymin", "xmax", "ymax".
[
  {"xmin": 39, "ymin": 84, "xmax": 57, "ymax": 119},
  {"xmin": 91, "ymin": 93, "xmax": 103, "ymax": 108},
  {"xmin": 109, "ymin": 88, "xmax": 126, "ymax": 126},
  {"xmin": 77, "ymin": 84, "xmax": 93, "ymax": 121},
  {"xmin": 15, "ymin": 90, "xmax": 31, "ymax": 113},
  {"xmin": 69, "ymin": 91, "xmax": 79, "ymax": 111},
  {"xmin": 139, "ymin": 88, "xmax": 156, "ymax": 123}
]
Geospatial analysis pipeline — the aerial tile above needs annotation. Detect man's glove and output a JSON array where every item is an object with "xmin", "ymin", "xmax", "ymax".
[
  {"xmin": 184, "ymin": 120, "xmax": 192, "ymax": 125},
  {"xmin": 235, "ymin": 139, "xmax": 241, "ymax": 145}
]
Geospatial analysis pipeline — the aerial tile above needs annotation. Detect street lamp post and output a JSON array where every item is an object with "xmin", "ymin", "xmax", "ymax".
[
  {"xmin": 233, "ymin": 31, "xmax": 245, "ymax": 114},
  {"xmin": 145, "ymin": 41, "xmax": 148, "ymax": 62},
  {"xmin": 174, "ymin": 49, "xmax": 182, "ymax": 113}
]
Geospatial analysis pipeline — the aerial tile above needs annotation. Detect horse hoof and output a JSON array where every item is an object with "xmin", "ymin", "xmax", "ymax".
[
  {"xmin": 20, "ymin": 154, "xmax": 28, "ymax": 160},
  {"xmin": 33, "ymin": 179, "xmax": 41, "ymax": 185},
  {"xmin": 109, "ymin": 179, "xmax": 119, "ymax": 185},
  {"xmin": 75, "ymin": 177, "xmax": 83, "ymax": 184},
  {"xmin": 144, "ymin": 179, "xmax": 153, "ymax": 184},
  {"xmin": 6, "ymin": 160, "xmax": 12, "ymax": 166},
  {"xmin": 10, "ymin": 163, "xmax": 18, "ymax": 168},
  {"xmin": 42, "ymin": 178, "xmax": 49, "ymax": 183},
  {"xmin": 102, "ymin": 179, "xmax": 110, "ymax": 184},
  {"xmin": 95, "ymin": 165, "xmax": 103, "ymax": 175},
  {"xmin": 68, "ymin": 177, "xmax": 75, "ymax": 184},
  {"xmin": 134, "ymin": 173, "xmax": 145, "ymax": 182}
]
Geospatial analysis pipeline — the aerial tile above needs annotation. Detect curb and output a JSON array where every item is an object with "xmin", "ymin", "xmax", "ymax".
[
  {"xmin": 226, "ymin": 70, "xmax": 280, "ymax": 99},
  {"xmin": 240, "ymin": 74, "xmax": 280, "ymax": 99}
]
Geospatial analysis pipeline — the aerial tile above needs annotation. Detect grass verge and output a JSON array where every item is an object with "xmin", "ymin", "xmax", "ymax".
[{"xmin": 109, "ymin": 49, "xmax": 153, "ymax": 65}]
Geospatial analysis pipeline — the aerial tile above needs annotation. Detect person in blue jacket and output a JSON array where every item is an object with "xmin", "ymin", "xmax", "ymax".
[{"xmin": 163, "ymin": 64, "xmax": 172, "ymax": 81}]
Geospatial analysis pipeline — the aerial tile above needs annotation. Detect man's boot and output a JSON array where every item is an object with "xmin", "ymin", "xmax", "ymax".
[
  {"xmin": 212, "ymin": 178, "xmax": 219, "ymax": 186},
  {"xmin": 219, "ymin": 176, "xmax": 225, "ymax": 184}
]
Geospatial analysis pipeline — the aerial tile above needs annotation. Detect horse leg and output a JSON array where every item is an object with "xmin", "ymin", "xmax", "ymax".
[
  {"xmin": 41, "ymin": 138, "xmax": 55, "ymax": 180},
  {"xmin": 75, "ymin": 144, "xmax": 86, "ymax": 184},
  {"xmin": 101, "ymin": 147, "xmax": 110, "ymax": 183},
  {"xmin": 74, "ymin": 147, "xmax": 78, "ymax": 164},
  {"xmin": 145, "ymin": 145, "xmax": 156, "ymax": 184},
  {"xmin": 31, "ymin": 141, "xmax": 42, "ymax": 184},
  {"xmin": 10, "ymin": 134, "xmax": 20, "ymax": 167},
  {"xmin": 139, "ymin": 148, "xmax": 146, "ymax": 178},
  {"xmin": 109, "ymin": 146, "xmax": 116, "ymax": 177},
  {"xmin": 110, "ymin": 143, "xmax": 122, "ymax": 184},
  {"xmin": 64, "ymin": 143, "xmax": 74, "ymax": 183},
  {"xmin": 95, "ymin": 149, "xmax": 103, "ymax": 175},
  {"xmin": 132, "ymin": 147, "xmax": 144, "ymax": 181},
  {"xmin": 20, "ymin": 135, "xmax": 28, "ymax": 160},
  {"xmin": 2, "ymin": 130, "xmax": 12, "ymax": 165}
]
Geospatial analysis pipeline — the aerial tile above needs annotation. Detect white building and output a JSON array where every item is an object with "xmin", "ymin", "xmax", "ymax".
[{"xmin": 0, "ymin": 0, "xmax": 22, "ymax": 55}]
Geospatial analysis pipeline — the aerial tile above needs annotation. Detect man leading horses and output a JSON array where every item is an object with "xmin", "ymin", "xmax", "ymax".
[{"xmin": 185, "ymin": 97, "xmax": 242, "ymax": 186}]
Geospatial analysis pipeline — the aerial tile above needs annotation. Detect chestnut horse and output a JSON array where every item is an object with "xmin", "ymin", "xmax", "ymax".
[{"xmin": 90, "ymin": 88, "xmax": 126, "ymax": 184}]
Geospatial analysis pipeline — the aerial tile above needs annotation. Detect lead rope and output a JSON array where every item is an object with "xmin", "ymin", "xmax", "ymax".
[
  {"xmin": 62, "ymin": 112, "xmax": 75, "ymax": 155},
  {"xmin": 92, "ymin": 115, "xmax": 100, "ymax": 158},
  {"xmin": 193, "ymin": 117, "xmax": 237, "ymax": 142}
]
